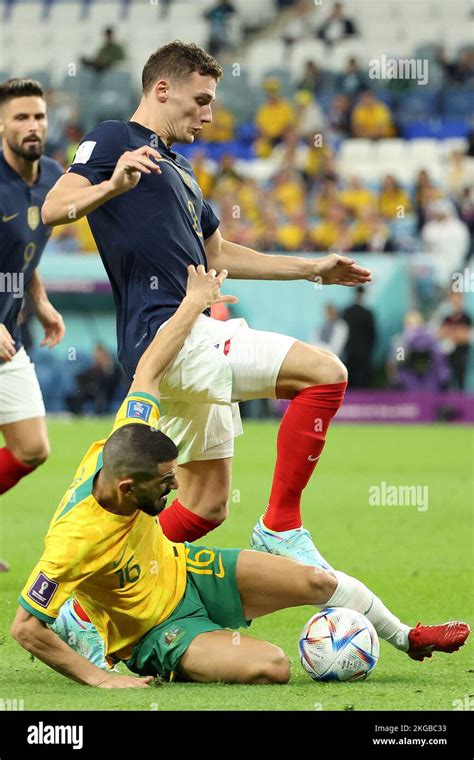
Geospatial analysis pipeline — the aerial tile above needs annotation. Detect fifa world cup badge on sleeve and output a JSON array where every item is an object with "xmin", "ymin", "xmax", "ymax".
[
  {"xmin": 27, "ymin": 572, "xmax": 59, "ymax": 608},
  {"xmin": 126, "ymin": 400, "xmax": 153, "ymax": 422},
  {"xmin": 72, "ymin": 141, "xmax": 97, "ymax": 164}
]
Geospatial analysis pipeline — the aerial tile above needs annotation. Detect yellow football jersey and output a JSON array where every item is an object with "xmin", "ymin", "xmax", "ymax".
[{"xmin": 19, "ymin": 391, "xmax": 187, "ymax": 660}]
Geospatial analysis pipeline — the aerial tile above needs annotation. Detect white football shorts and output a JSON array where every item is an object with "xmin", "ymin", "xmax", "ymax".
[
  {"xmin": 156, "ymin": 315, "xmax": 296, "ymax": 464},
  {"xmin": 0, "ymin": 347, "xmax": 46, "ymax": 426}
]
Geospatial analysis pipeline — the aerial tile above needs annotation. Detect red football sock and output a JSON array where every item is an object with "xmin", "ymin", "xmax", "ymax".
[
  {"xmin": 264, "ymin": 381, "xmax": 347, "ymax": 532},
  {"xmin": 0, "ymin": 447, "xmax": 35, "ymax": 495},
  {"xmin": 73, "ymin": 599, "xmax": 92, "ymax": 623},
  {"xmin": 159, "ymin": 498, "xmax": 220, "ymax": 542}
]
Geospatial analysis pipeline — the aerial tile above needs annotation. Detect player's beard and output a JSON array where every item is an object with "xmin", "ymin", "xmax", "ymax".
[
  {"xmin": 138, "ymin": 491, "xmax": 170, "ymax": 517},
  {"xmin": 9, "ymin": 136, "xmax": 43, "ymax": 161}
]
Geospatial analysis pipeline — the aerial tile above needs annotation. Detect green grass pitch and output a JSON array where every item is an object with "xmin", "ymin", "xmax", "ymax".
[{"xmin": 1, "ymin": 420, "xmax": 472, "ymax": 711}]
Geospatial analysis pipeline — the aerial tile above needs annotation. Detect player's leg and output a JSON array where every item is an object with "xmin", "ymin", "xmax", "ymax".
[
  {"xmin": 1, "ymin": 416, "xmax": 50, "ymax": 471},
  {"xmin": 0, "ymin": 347, "xmax": 49, "ymax": 496},
  {"xmin": 225, "ymin": 323, "xmax": 346, "ymax": 565},
  {"xmin": 157, "ymin": 334, "xmax": 241, "ymax": 541},
  {"xmin": 235, "ymin": 551, "xmax": 470, "ymax": 660},
  {"xmin": 159, "ymin": 456, "xmax": 232, "ymax": 542},
  {"xmin": 262, "ymin": 339, "xmax": 347, "ymax": 544},
  {"xmin": 0, "ymin": 348, "xmax": 49, "ymax": 570},
  {"xmin": 0, "ymin": 416, "xmax": 49, "ymax": 572},
  {"xmin": 178, "ymin": 629, "xmax": 290, "ymax": 684}
]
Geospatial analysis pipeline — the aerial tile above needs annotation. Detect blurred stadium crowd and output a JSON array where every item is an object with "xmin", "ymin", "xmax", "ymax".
[{"xmin": 2, "ymin": 0, "xmax": 473, "ymax": 408}]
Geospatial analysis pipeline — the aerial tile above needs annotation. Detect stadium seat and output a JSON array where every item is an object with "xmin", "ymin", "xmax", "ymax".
[
  {"xmin": 233, "ymin": 0, "xmax": 275, "ymax": 28},
  {"xmin": 86, "ymin": 0, "xmax": 121, "ymax": 26},
  {"xmin": 373, "ymin": 139, "xmax": 408, "ymax": 163},
  {"xmin": 6, "ymin": 0, "xmax": 43, "ymax": 25},
  {"xmin": 320, "ymin": 39, "xmax": 366, "ymax": 73},
  {"xmin": 338, "ymin": 139, "xmax": 374, "ymax": 163},
  {"xmin": 397, "ymin": 91, "xmax": 440, "ymax": 121},
  {"xmin": 284, "ymin": 39, "xmax": 326, "ymax": 82},
  {"xmin": 441, "ymin": 90, "xmax": 473, "ymax": 119},
  {"xmin": 438, "ymin": 137, "xmax": 469, "ymax": 159},
  {"xmin": 414, "ymin": 42, "xmax": 443, "ymax": 60},
  {"xmin": 24, "ymin": 70, "xmax": 52, "ymax": 89}
]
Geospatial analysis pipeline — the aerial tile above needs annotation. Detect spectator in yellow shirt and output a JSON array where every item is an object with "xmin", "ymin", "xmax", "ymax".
[
  {"xmin": 339, "ymin": 176, "xmax": 375, "ymax": 218},
  {"xmin": 255, "ymin": 79, "xmax": 295, "ymax": 157},
  {"xmin": 51, "ymin": 216, "xmax": 97, "ymax": 253},
  {"xmin": 272, "ymin": 169, "xmax": 305, "ymax": 216},
  {"xmin": 350, "ymin": 207, "xmax": 395, "ymax": 252},
  {"xmin": 237, "ymin": 178, "xmax": 263, "ymax": 223},
  {"xmin": 351, "ymin": 90, "xmax": 395, "ymax": 139},
  {"xmin": 201, "ymin": 101, "xmax": 235, "ymax": 142},
  {"xmin": 310, "ymin": 204, "xmax": 352, "ymax": 251},
  {"xmin": 313, "ymin": 177, "xmax": 340, "ymax": 218},
  {"xmin": 191, "ymin": 150, "xmax": 215, "ymax": 197},
  {"xmin": 276, "ymin": 210, "xmax": 310, "ymax": 251},
  {"xmin": 379, "ymin": 175, "xmax": 411, "ymax": 220}
]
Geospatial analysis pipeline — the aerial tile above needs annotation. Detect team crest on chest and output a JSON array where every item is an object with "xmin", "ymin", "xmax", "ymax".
[
  {"xmin": 158, "ymin": 158, "xmax": 201, "ymax": 197},
  {"xmin": 27, "ymin": 206, "xmax": 40, "ymax": 230}
]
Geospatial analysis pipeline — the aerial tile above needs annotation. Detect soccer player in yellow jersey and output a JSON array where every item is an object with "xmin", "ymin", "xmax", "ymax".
[{"xmin": 11, "ymin": 267, "xmax": 470, "ymax": 687}]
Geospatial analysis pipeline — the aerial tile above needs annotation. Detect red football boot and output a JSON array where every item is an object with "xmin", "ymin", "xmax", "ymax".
[{"xmin": 408, "ymin": 621, "xmax": 470, "ymax": 661}]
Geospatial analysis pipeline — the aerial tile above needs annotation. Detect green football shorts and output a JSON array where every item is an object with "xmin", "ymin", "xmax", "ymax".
[{"xmin": 125, "ymin": 542, "xmax": 250, "ymax": 680}]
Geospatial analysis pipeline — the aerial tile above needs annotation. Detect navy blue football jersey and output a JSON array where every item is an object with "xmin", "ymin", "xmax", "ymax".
[
  {"xmin": 67, "ymin": 120, "xmax": 220, "ymax": 379},
  {"xmin": 0, "ymin": 152, "xmax": 63, "ymax": 357}
]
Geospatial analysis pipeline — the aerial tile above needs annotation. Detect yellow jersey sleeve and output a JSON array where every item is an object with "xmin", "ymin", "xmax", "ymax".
[
  {"xmin": 19, "ymin": 535, "xmax": 94, "ymax": 624},
  {"xmin": 111, "ymin": 391, "xmax": 161, "ymax": 436}
]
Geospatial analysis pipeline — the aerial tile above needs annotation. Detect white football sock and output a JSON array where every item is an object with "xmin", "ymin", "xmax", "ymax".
[{"xmin": 323, "ymin": 570, "xmax": 410, "ymax": 651}]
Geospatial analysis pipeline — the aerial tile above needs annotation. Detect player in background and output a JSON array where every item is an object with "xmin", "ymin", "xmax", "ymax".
[
  {"xmin": 0, "ymin": 79, "xmax": 65, "ymax": 570},
  {"xmin": 12, "ymin": 267, "xmax": 470, "ymax": 687},
  {"xmin": 41, "ymin": 41, "xmax": 371, "ymax": 569}
]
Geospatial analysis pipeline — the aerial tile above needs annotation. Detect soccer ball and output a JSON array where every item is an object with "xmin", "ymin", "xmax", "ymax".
[{"xmin": 299, "ymin": 607, "xmax": 379, "ymax": 682}]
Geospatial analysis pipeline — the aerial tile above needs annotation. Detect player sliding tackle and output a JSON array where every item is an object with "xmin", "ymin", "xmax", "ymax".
[{"xmin": 12, "ymin": 268, "xmax": 469, "ymax": 687}]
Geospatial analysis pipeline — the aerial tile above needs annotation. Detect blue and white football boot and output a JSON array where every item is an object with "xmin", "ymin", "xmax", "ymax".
[
  {"xmin": 250, "ymin": 517, "xmax": 333, "ymax": 570},
  {"xmin": 50, "ymin": 598, "xmax": 113, "ymax": 671}
]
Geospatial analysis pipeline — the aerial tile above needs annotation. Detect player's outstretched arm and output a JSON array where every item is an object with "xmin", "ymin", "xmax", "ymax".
[
  {"xmin": 205, "ymin": 228, "xmax": 372, "ymax": 286},
  {"xmin": 129, "ymin": 265, "xmax": 238, "ymax": 398},
  {"xmin": 11, "ymin": 607, "xmax": 153, "ymax": 688},
  {"xmin": 41, "ymin": 146, "xmax": 162, "ymax": 226}
]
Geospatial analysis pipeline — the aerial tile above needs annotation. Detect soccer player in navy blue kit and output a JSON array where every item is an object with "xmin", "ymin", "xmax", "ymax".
[
  {"xmin": 0, "ymin": 79, "xmax": 65, "ymax": 536},
  {"xmin": 41, "ymin": 42, "xmax": 373, "ymax": 567}
]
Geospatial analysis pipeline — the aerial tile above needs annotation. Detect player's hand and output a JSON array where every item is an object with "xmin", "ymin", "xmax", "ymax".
[
  {"xmin": 95, "ymin": 674, "xmax": 155, "ymax": 689},
  {"xmin": 35, "ymin": 301, "xmax": 66, "ymax": 348},
  {"xmin": 185, "ymin": 265, "xmax": 239, "ymax": 309},
  {"xmin": 0, "ymin": 323, "xmax": 17, "ymax": 361},
  {"xmin": 106, "ymin": 146, "xmax": 162, "ymax": 196},
  {"xmin": 308, "ymin": 254, "xmax": 372, "ymax": 287}
]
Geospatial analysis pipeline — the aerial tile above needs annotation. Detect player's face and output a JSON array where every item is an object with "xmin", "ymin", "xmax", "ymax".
[
  {"xmin": 131, "ymin": 460, "xmax": 179, "ymax": 517},
  {"xmin": 167, "ymin": 72, "xmax": 216, "ymax": 143},
  {"xmin": 0, "ymin": 96, "xmax": 47, "ymax": 161}
]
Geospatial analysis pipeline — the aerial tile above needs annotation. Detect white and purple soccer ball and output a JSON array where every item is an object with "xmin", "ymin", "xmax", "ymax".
[{"xmin": 299, "ymin": 607, "xmax": 380, "ymax": 682}]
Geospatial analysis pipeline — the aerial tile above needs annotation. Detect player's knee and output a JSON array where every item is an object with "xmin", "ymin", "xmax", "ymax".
[
  {"xmin": 252, "ymin": 647, "xmax": 290, "ymax": 684},
  {"xmin": 314, "ymin": 352, "xmax": 348, "ymax": 385},
  {"xmin": 304, "ymin": 566, "xmax": 337, "ymax": 603},
  {"xmin": 12, "ymin": 440, "xmax": 50, "ymax": 467},
  {"xmin": 199, "ymin": 499, "xmax": 229, "ymax": 525}
]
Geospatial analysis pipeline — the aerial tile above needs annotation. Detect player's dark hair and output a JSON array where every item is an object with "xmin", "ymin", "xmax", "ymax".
[
  {"xmin": 0, "ymin": 78, "xmax": 44, "ymax": 106},
  {"xmin": 102, "ymin": 423, "xmax": 178, "ymax": 482},
  {"xmin": 142, "ymin": 40, "xmax": 223, "ymax": 93}
]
